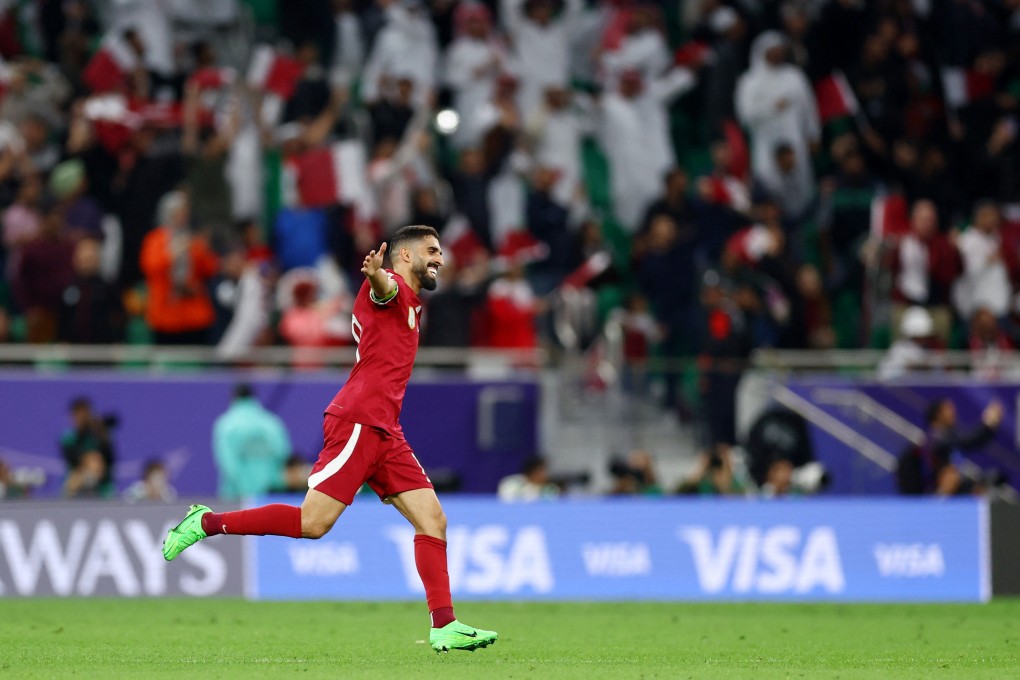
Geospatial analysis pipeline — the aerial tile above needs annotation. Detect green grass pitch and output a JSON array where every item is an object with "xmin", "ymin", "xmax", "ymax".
[{"xmin": 2, "ymin": 599, "xmax": 1019, "ymax": 679}]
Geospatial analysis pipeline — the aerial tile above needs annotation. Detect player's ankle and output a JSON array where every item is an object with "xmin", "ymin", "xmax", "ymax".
[
  {"xmin": 200, "ymin": 511, "xmax": 222, "ymax": 536},
  {"xmin": 430, "ymin": 607, "xmax": 455, "ymax": 628}
]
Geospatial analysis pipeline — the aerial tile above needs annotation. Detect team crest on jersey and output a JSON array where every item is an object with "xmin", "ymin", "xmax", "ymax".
[{"xmin": 408, "ymin": 306, "xmax": 416, "ymax": 329}]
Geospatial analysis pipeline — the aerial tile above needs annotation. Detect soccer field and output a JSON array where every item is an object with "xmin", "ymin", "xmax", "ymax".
[{"xmin": 2, "ymin": 599, "xmax": 1018, "ymax": 679}]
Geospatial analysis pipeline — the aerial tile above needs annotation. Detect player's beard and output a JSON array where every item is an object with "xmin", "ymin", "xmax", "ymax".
[{"xmin": 413, "ymin": 258, "xmax": 438, "ymax": 291}]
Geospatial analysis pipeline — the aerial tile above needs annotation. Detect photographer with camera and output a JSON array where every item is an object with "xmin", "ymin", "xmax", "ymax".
[{"xmin": 60, "ymin": 396, "xmax": 117, "ymax": 497}]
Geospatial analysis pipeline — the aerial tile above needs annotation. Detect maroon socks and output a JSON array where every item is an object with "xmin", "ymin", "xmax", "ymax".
[
  {"xmin": 201, "ymin": 504, "xmax": 302, "ymax": 538},
  {"xmin": 414, "ymin": 535, "xmax": 455, "ymax": 628}
]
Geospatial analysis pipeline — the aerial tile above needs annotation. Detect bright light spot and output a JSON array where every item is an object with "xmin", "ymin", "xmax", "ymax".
[{"xmin": 436, "ymin": 109, "xmax": 460, "ymax": 135}]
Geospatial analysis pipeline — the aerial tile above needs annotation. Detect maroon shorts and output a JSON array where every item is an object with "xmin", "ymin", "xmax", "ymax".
[{"xmin": 307, "ymin": 415, "xmax": 432, "ymax": 505}]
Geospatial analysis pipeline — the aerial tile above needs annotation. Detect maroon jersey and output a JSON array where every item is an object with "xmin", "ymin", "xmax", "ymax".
[{"xmin": 326, "ymin": 271, "xmax": 422, "ymax": 434}]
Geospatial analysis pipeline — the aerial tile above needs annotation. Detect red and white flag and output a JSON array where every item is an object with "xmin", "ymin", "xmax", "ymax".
[
  {"xmin": 440, "ymin": 214, "xmax": 488, "ymax": 265},
  {"xmin": 188, "ymin": 66, "xmax": 236, "ymax": 92},
  {"xmin": 496, "ymin": 230, "xmax": 549, "ymax": 268},
  {"xmin": 83, "ymin": 34, "xmax": 138, "ymax": 94},
  {"xmin": 870, "ymin": 192, "xmax": 910, "ymax": 240},
  {"xmin": 285, "ymin": 141, "xmax": 375, "ymax": 218},
  {"xmin": 247, "ymin": 45, "xmax": 303, "ymax": 126},
  {"xmin": 814, "ymin": 71, "xmax": 859, "ymax": 123},
  {"xmin": 562, "ymin": 251, "xmax": 613, "ymax": 289},
  {"xmin": 82, "ymin": 94, "xmax": 141, "ymax": 153},
  {"xmin": 941, "ymin": 67, "xmax": 995, "ymax": 109}
]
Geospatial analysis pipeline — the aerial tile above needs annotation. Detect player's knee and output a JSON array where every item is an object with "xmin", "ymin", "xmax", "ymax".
[
  {"xmin": 301, "ymin": 515, "xmax": 335, "ymax": 539},
  {"xmin": 423, "ymin": 506, "xmax": 447, "ymax": 539}
]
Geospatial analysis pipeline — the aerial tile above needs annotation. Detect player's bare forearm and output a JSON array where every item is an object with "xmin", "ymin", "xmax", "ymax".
[{"xmin": 362, "ymin": 242, "xmax": 395, "ymax": 301}]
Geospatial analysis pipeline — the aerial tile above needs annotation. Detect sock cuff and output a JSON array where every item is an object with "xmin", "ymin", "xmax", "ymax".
[{"xmin": 414, "ymin": 534, "xmax": 447, "ymax": 549}]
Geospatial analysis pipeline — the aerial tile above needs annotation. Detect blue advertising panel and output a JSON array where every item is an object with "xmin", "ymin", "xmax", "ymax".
[{"xmin": 249, "ymin": 497, "xmax": 988, "ymax": 602}]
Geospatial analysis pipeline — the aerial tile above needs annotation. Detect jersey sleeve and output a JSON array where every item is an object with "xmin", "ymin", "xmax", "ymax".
[{"xmin": 369, "ymin": 271, "xmax": 399, "ymax": 305}]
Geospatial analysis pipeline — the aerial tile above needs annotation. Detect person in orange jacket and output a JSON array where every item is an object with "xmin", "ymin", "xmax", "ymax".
[{"xmin": 140, "ymin": 190, "xmax": 219, "ymax": 344}]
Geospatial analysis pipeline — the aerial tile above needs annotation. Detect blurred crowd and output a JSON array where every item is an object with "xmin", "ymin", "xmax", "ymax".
[{"xmin": 0, "ymin": 1, "xmax": 1019, "ymax": 442}]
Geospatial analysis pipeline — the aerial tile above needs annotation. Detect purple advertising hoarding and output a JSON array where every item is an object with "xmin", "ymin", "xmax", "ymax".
[
  {"xmin": 0, "ymin": 371, "xmax": 538, "ymax": 498},
  {"xmin": 783, "ymin": 377, "xmax": 1020, "ymax": 495}
]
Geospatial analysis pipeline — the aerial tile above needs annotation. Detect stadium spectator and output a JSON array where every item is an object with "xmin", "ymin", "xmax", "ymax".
[
  {"xmin": 500, "ymin": 0, "xmax": 581, "ymax": 119},
  {"xmin": 212, "ymin": 383, "xmax": 293, "ymax": 500},
  {"xmin": 891, "ymin": 200, "xmax": 958, "ymax": 343},
  {"xmin": 483, "ymin": 257, "xmax": 540, "ymax": 349},
  {"xmin": 49, "ymin": 159, "xmax": 102, "ymax": 239},
  {"xmin": 968, "ymin": 307, "xmax": 1014, "ymax": 380},
  {"xmin": 2, "ymin": 173, "xmax": 43, "ymax": 286},
  {"xmin": 607, "ymin": 449, "xmax": 663, "ymax": 496},
  {"xmin": 497, "ymin": 455, "xmax": 559, "ymax": 501},
  {"xmin": 790, "ymin": 264, "xmax": 835, "ymax": 350},
  {"xmin": 953, "ymin": 201, "xmax": 1017, "ymax": 322},
  {"xmin": 15, "ymin": 200, "xmax": 75, "ymax": 342},
  {"xmin": 698, "ymin": 269, "xmax": 752, "ymax": 451},
  {"xmin": 678, "ymin": 444, "xmax": 746, "ymax": 496},
  {"xmin": 58, "ymin": 236, "xmax": 124, "ymax": 343},
  {"xmin": 599, "ymin": 66, "xmax": 696, "ymax": 232},
  {"xmin": 64, "ymin": 449, "xmax": 113, "ymax": 498},
  {"xmin": 442, "ymin": 1, "xmax": 503, "ymax": 150},
  {"xmin": 0, "ymin": 457, "xmax": 33, "ymax": 499},
  {"xmin": 270, "ymin": 454, "xmax": 312, "ymax": 494},
  {"xmin": 598, "ymin": 2, "xmax": 670, "ymax": 92},
  {"xmin": 329, "ymin": 0, "xmax": 365, "ymax": 92},
  {"xmin": 421, "ymin": 253, "xmax": 491, "ymax": 348},
  {"xmin": 123, "ymin": 459, "xmax": 177, "ymax": 503},
  {"xmin": 878, "ymin": 306, "xmax": 943, "ymax": 380},
  {"xmin": 898, "ymin": 399, "xmax": 1003, "ymax": 496},
  {"xmin": 735, "ymin": 32, "xmax": 819, "ymax": 224},
  {"xmin": 60, "ymin": 397, "xmax": 117, "ymax": 489},
  {"xmin": 695, "ymin": 139, "xmax": 750, "ymax": 215},
  {"xmin": 360, "ymin": 0, "xmax": 438, "ymax": 108},
  {"xmin": 140, "ymin": 191, "xmax": 219, "ymax": 345},
  {"xmin": 181, "ymin": 78, "xmax": 238, "ymax": 250},
  {"xmin": 525, "ymin": 86, "xmax": 593, "ymax": 210},
  {"xmin": 699, "ymin": 6, "xmax": 748, "ymax": 139}
]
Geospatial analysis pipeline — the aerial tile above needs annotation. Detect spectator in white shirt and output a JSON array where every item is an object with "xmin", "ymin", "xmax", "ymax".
[
  {"xmin": 599, "ymin": 67, "xmax": 697, "ymax": 232},
  {"xmin": 500, "ymin": 0, "xmax": 582, "ymax": 119},
  {"xmin": 442, "ymin": 2, "xmax": 505, "ymax": 149},
  {"xmin": 953, "ymin": 201, "xmax": 1018, "ymax": 321},
  {"xmin": 360, "ymin": 0, "xmax": 438, "ymax": 107},
  {"xmin": 735, "ymin": 31, "xmax": 819, "ymax": 211}
]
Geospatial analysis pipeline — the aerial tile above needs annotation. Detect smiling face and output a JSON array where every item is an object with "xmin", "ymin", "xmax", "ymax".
[{"xmin": 407, "ymin": 235, "xmax": 444, "ymax": 292}]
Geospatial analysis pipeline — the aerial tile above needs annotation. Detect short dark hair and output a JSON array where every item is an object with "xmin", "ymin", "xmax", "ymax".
[
  {"xmin": 522, "ymin": 455, "xmax": 547, "ymax": 475},
  {"xmin": 390, "ymin": 225, "xmax": 440, "ymax": 259},
  {"xmin": 233, "ymin": 383, "xmax": 254, "ymax": 399},
  {"xmin": 69, "ymin": 396, "xmax": 92, "ymax": 413},
  {"xmin": 925, "ymin": 399, "xmax": 948, "ymax": 426}
]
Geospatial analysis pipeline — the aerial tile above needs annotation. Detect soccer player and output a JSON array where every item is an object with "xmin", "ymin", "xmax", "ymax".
[{"xmin": 163, "ymin": 225, "xmax": 497, "ymax": 653}]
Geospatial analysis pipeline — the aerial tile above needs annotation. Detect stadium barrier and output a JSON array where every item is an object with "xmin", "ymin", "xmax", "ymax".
[
  {"xmin": 0, "ymin": 371, "xmax": 538, "ymax": 496},
  {"xmin": 248, "ymin": 497, "xmax": 989, "ymax": 603},
  {"xmin": 0, "ymin": 501, "xmax": 244, "ymax": 597}
]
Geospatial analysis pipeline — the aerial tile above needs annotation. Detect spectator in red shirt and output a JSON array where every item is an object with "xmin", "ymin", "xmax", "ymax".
[
  {"xmin": 484, "ymin": 259, "xmax": 540, "ymax": 349},
  {"xmin": 15, "ymin": 200, "xmax": 75, "ymax": 342}
]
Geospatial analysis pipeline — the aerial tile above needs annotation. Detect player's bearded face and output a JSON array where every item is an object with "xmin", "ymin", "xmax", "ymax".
[{"xmin": 413, "ymin": 251, "xmax": 440, "ymax": 291}]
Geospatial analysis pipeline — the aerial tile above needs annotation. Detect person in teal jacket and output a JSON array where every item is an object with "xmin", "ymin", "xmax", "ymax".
[{"xmin": 212, "ymin": 384, "xmax": 293, "ymax": 499}]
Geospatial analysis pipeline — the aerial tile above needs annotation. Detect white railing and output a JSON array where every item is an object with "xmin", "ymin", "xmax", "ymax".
[{"xmin": 0, "ymin": 344, "xmax": 544, "ymax": 371}]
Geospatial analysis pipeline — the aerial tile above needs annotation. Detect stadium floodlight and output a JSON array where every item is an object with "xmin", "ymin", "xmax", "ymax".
[{"xmin": 435, "ymin": 109, "xmax": 460, "ymax": 135}]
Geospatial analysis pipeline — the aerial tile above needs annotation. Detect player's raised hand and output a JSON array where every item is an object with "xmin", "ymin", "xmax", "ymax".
[{"xmin": 362, "ymin": 242, "xmax": 387, "ymax": 277}]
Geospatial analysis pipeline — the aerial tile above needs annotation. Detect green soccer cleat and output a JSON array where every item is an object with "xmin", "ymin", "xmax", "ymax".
[
  {"xmin": 429, "ymin": 620, "xmax": 498, "ymax": 653},
  {"xmin": 162, "ymin": 504, "xmax": 211, "ymax": 561}
]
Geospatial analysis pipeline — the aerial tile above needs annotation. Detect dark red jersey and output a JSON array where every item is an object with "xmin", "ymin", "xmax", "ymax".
[{"xmin": 326, "ymin": 271, "xmax": 421, "ymax": 434}]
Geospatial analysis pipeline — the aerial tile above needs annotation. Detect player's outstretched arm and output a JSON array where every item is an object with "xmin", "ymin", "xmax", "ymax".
[{"xmin": 362, "ymin": 242, "xmax": 397, "ymax": 303}]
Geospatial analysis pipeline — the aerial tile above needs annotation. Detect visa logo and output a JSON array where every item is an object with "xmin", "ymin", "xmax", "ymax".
[
  {"xmin": 874, "ymin": 543, "xmax": 945, "ymax": 577},
  {"xmin": 287, "ymin": 543, "xmax": 360, "ymax": 576},
  {"xmin": 678, "ymin": 525, "xmax": 845, "ymax": 595},
  {"xmin": 582, "ymin": 542, "xmax": 652, "ymax": 576}
]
